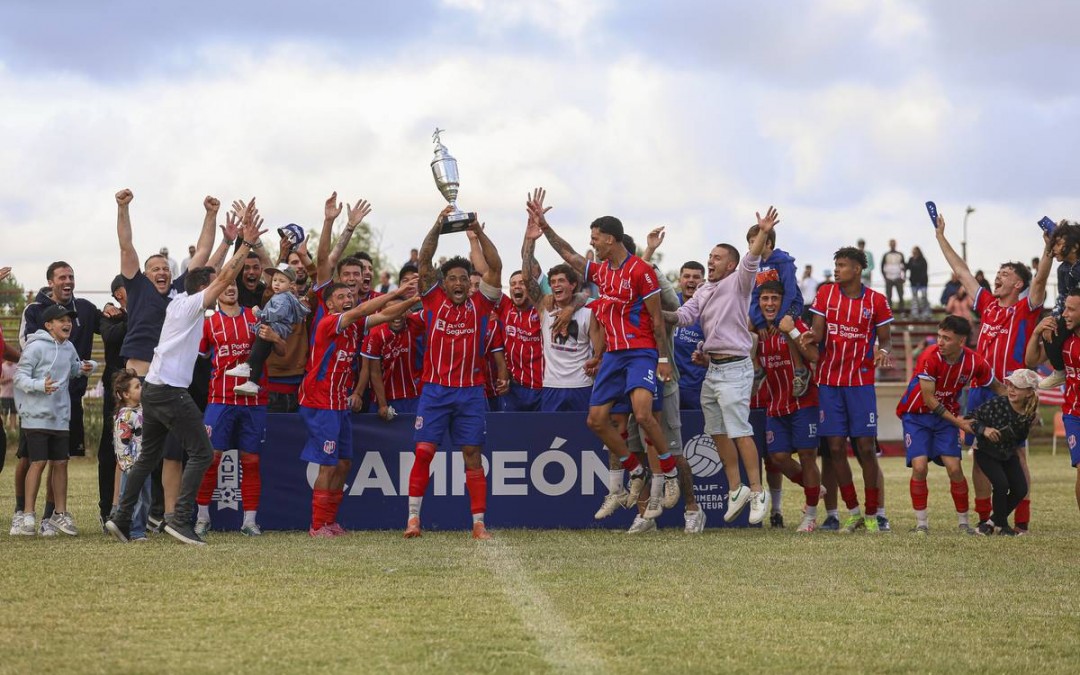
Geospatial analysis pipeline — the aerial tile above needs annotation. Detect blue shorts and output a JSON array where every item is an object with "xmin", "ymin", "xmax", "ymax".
[
  {"xmin": 1063, "ymin": 414, "xmax": 1080, "ymax": 467},
  {"xmin": 415, "ymin": 384, "xmax": 487, "ymax": 447},
  {"xmin": 818, "ymin": 384, "xmax": 878, "ymax": 438},
  {"xmin": 299, "ymin": 407, "xmax": 354, "ymax": 466},
  {"xmin": 750, "ymin": 407, "xmax": 767, "ymax": 458},
  {"xmin": 766, "ymin": 406, "xmax": 819, "ymax": 454},
  {"xmin": 611, "ymin": 385, "xmax": 663, "ymax": 415},
  {"xmin": 679, "ymin": 385, "xmax": 702, "ymax": 410},
  {"xmin": 540, "ymin": 386, "xmax": 592, "ymax": 412},
  {"xmin": 503, "ymin": 383, "xmax": 542, "ymax": 412},
  {"xmin": 388, "ymin": 397, "xmax": 420, "ymax": 414},
  {"xmin": 204, "ymin": 403, "xmax": 267, "ymax": 454},
  {"xmin": 964, "ymin": 386, "xmax": 994, "ymax": 446},
  {"xmin": 902, "ymin": 413, "xmax": 962, "ymax": 467},
  {"xmin": 590, "ymin": 349, "xmax": 658, "ymax": 407}
]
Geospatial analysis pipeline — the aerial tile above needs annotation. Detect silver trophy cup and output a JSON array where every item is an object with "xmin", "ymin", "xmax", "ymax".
[{"xmin": 430, "ymin": 128, "xmax": 477, "ymax": 234}]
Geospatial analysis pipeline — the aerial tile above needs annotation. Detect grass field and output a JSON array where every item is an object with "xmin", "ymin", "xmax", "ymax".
[{"xmin": 2, "ymin": 450, "xmax": 1079, "ymax": 674}]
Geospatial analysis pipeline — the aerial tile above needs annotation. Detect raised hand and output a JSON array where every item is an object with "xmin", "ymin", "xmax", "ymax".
[
  {"xmin": 115, "ymin": 189, "xmax": 133, "ymax": 206},
  {"xmin": 756, "ymin": 206, "xmax": 780, "ymax": 232},
  {"xmin": 934, "ymin": 213, "xmax": 947, "ymax": 238},
  {"xmin": 231, "ymin": 199, "xmax": 247, "ymax": 218},
  {"xmin": 240, "ymin": 199, "xmax": 266, "ymax": 242},
  {"xmin": 221, "ymin": 212, "xmax": 240, "ymax": 242},
  {"xmin": 646, "ymin": 227, "xmax": 666, "ymax": 251},
  {"xmin": 526, "ymin": 188, "xmax": 552, "ymax": 230},
  {"xmin": 0, "ymin": 267, "xmax": 11, "ymax": 282},
  {"xmin": 324, "ymin": 192, "xmax": 342, "ymax": 222},
  {"xmin": 204, "ymin": 195, "xmax": 220, "ymax": 214},
  {"xmin": 346, "ymin": 199, "xmax": 371, "ymax": 229}
]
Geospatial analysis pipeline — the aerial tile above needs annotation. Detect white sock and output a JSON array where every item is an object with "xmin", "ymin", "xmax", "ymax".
[
  {"xmin": 877, "ymin": 506, "xmax": 887, "ymax": 519},
  {"xmin": 243, "ymin": 510, "xmax": 257, "ymax": 526},
  {"xmin": 770, "ymin": 488, "xmax": 782, "ymax": 514},
  {"xmin": 915, "ymin": 509, "xmax": 929, "ymax": 527},
  {"xmin": 472, "ymin": 512, "xmax": 484, "ymax": 524},
  {"xmin": 608, "ymin": 469, "xmax": 625, "ymax": 494},
  {"xmin": 197, "ymin": 505, "xmax": 210, "ymax": 521},
  {"xmin": 957, "ymin": 511, "xmax": 969, "ymax": 526},
  {"xmin": 849, "ymin": 506, "xmax": 862, "ymax": 518},
  {"xmin": 827, "ymin": 509, "xmax": 839, "ymax": 519},
  {"xmin": 650, "ymin": 476, "xmax": 664, "ymax": 501},
  {"xmin": 408, "ymin": 496, "xmax": 423, "ymax": 518},
  {"xmin": 805, "ymin": 505, "xmax": 818, "ymax": 519}
]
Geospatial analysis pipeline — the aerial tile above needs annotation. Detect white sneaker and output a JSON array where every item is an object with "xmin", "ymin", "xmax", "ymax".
[
  {"xmin": 224, "ymin": 363, "xmax": 252, "ymax": 379},
  {"xmin": 49, "ymin": 512, "xmax": 78, "ymax": 536},
  {"xmin": 1038, "ymin": 370, "xmax": 1066, "ymax": 390},
  {"xmin": 684, "ymin": 508, "xmax": 706, "ymax": 534},
  {"xmin": 14, "ymin": 512, "xmax": 36, "ymax": 536},
  {"xmin": 796, "ymin": 514, "xmax": 817, "ymax": 533},
  {"xmin": 748, "ymin": 490, "xmax": 771, "ymax": 525},
  {"xmin": 39, "ymin": 518, "xmax": 58, "ymax": 537},
  {"xmin": 627, "ymin": 516, "xmax": 657, "ymax": 534},
  {"xmin": 233, "ymin": 381, "xmax": 261, "ymax": 396},
  {"xmin": 661, "ymin": 475, "xmax": 680, "ymax": 508},
  {"xmin": 594, "ymin": 491, "xmax": 628, "ymax": 520},
  {"xmin": 623, "ymin": 472, "xmax": 646, "ymax": 506},
  {"xmin": 10, "ymin": 511, "xmax": 23, "ymax": 535},
  {"xmin": 724, "ymin": 485, "xmax": 751, "ymax": 523},
  {"xmin": 194, "ymin": 519, "xmax": 211, "ymax": 537},
  {"xmin": 643, "ymin": 495, "xmax": 663, "ymax": 520}
]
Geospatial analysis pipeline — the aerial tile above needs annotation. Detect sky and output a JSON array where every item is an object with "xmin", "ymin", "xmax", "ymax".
[{"xmin": 2, "ymin": 0, "xmax": 1078, "ymax": 303}]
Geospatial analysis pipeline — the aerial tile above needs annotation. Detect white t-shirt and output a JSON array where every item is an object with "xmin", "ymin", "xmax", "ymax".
[
  {"xmin": 146, "ymin": 290, "xmax": 208, "ymax": 388},
  {"xmin": 540, "ymin": 304, "xmax": 593, "ymax": 389},
  {"xmin": 800, "ymin": 275, "xmax": 820, "ymax": 305}
]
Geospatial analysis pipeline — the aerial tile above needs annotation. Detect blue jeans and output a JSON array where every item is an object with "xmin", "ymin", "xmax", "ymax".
[{"xmin": 119, "ymin": 469, "xmax": 152, "ymax": 538}]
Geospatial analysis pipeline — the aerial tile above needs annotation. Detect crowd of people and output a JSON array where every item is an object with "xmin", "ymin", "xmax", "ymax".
[{"xmin": 1, "ymin": 188, "xmax": 1079, "ymax": 546}]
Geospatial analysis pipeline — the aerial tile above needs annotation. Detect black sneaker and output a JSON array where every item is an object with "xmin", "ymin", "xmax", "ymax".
[
  {"xmin": 165, "ymin": 522, "xmax": 207, "ymax": 546},
  {"xmin": 105, "ymin": 519, "xmax": 131, "ymax": 543},
  {"xmin": 997, "ymin": 525, "xmax": 1019, "ymax": 537},
  {"xmin": 976, "ymin": 522, "xmax": 994, "ymax": 536},
  {"xmin": 147, "ymin": 515, "xmax": 164, "ymax": 533},
  {"xmin": 769, "ymin": 512, "xmax": 784, "ymax": 528}
]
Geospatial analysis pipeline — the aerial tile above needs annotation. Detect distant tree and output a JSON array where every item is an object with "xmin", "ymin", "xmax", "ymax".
[
  {"xmin": 306, "ymin": 219, "xmax": 391, "ymax": 276},
  {"xmin": 0, "ymin": 272, "xmax": 27, "ymax": 316}
]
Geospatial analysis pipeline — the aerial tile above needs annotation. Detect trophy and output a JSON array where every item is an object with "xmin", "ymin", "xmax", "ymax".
[{"xmin": 430, "ymin": 128, "xmax": 477, "ymax": 234}]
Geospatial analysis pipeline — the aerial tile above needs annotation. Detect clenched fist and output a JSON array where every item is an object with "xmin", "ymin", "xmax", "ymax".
[{"xmin": 116, "ymin": 189, "xmax": 133, "ymax": 206}]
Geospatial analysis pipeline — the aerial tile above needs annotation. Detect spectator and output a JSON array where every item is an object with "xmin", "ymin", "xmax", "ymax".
[
  {"xmin": 404, "ymin": 248, "xmax": 419, "ymax": 268},
  {"xmin": 946, "ymin": 286, "xmax": 975, "ymax": 321},
  {"xmin": 820, "ymin": 270, "xmax": 833, "ymax": 288},
  {"xmin": 974, "ymin": 270, "xmax": 992, "ymax": 294},
  {"xmin": 160, "ymin": 247, "xmax": 179, "ymax": 278},
  {"xmin": 857, "ymin": 239, "xmax": 874, "ymax": 287},
  {"xmin": 377, "ymin": 270, "xmax": 397, "ymax": 294},
  {"xmin": 95, "ymin": 274, "xmax": 129, "ymax": 529},
  {"xmin": 906, "ymin": 246, "xmax": 930, "ymax": 319},
  {"xmin": 1, "ymin": 359, "xmax": 15, "ymax": 431},
  {"xmin": 236, "ymin": 252, "xmax": 266, "ymax": 308},
  {"xmin": 800, "ymin": 264, "xmax": 820, "ymax": 309},
  {"xmin": 940, "ymin": 272, "xmax": 962, "ymax": 306},
  {"xmin": 228, "ymin": 265, "xmax": 309, "ymax": 397},
  {"xmin": 111, "ymin": 370, "xmax": 150, "ymax": 542},
  {"xmin": 881, "ymin": 239, "xmax": 906, "ymax": 314},
  {"xmin": 179, "ymin": 245, "xmax": 196, "ymax": 274}
]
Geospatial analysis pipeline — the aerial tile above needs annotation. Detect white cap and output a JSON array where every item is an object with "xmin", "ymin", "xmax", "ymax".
[{"xmin": 1004, "ymin": 369, "xmax": 1040, "ymax": 390}]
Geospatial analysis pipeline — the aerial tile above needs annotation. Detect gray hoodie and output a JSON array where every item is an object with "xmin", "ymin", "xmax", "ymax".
[{"xmin": 13, "ymin": 329, "xmax": 85, "ymax": 431}]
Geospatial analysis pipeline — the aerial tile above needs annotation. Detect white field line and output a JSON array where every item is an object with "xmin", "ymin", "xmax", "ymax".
[{"xmin": 477, "ymin": 536, "xmax": 607, "ymax": 674}]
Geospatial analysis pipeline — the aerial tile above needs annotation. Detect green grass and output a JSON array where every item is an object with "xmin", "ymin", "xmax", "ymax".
[{"xmin": 2, "ymin": 451, "xmax": 1079, "ymax": 674}]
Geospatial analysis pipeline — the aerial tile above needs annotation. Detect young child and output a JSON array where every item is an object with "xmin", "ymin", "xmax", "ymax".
[
  {"xmin": 112, "ymin": 369, "xmax": 151, "ymax": 542},
  {"xmin": 227, "ymin": 263, "xmax": 309, "ymax": 396},
  {"xmin": 12, "ymin": 305, "xmax": 93, "ymax": 536},
  {"xmin": 967, "ymin": 369, "xmax": 1040, "ymax": 536}
]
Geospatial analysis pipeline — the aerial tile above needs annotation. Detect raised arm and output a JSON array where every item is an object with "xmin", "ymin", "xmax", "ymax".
[
  {"xmin": 467, "ymin": 228, "xmax": 488, "ymax": 276},
  {"xmin": 417, "ymin": 208, "xmax": 450, "ymax": 295},
  {"xmin": 187, "ymin": 196, "xmax": 221, "ymax": 270},
  {"xmin": 934, "ymin": 214, "xmax": 980, "ymax": 298},
  {"xmin": 315, "ymin": 192, "xmax": 343, "ymax": 286},
  {"xmin": 327, "ymin": 198, "xmax": 371, "ymax": 272},
  {"xmin": 748, "ymin": 207, "xmax": 779, "ymax": 260},
  {"xmin": 203, "ymin": 201, "xmax": 265, "ymax": 308},
  {"xmin": 529, "ymin": 188, "xmax": 586, "ymax": 274},
  {"xmin": 472, "ymin": 221, "xmax": 502, "ymax": 289},
  {"xmin": 1029, "ymin": 233, "xmax": 1054, "ymax": 308},
  {"xmin": 115, "ymin": 189, "xmax": 139, "ymax": 278},
  {"xmin": 522, "ymin": 227, "xmax": 547, "ymax": 308},
  {"xmin": 208, "ymin": 212, "xmax": 240, "ymax": 271},
  {"xmin": 642, "ymin": 226, "xmax": 665, "ymax": 263},
  {"xmin": 340, "ymin": 279, "xmax": 418, "ymax": 330}
]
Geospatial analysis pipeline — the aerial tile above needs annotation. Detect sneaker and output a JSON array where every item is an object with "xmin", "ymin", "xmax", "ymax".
[
  {"xmin": 820, "ymin": 515, "xmax": 841, "ymax": 531},
  {"xmin": 877, "ymin": 515, "xmax": 892, "ymax": 532},
  {"xmin": 131, "ymin": 534, "xmax": 150, "ymax": 543},
  {"xmin": 15, "ymin": 512, "xmax": 36, "ymax": 536},
  {"xmin": 796, "ymin": 514, "xmax": 817, "ymax": 533},
  {"xmin": 976, "ymin": 522, "xmax": 994, "ymax": 536},
  {"xmin": 724, "ymin": 485, "xmax": 752, "ymax": 523},
  {"xmin": 49, "ymin": 512, "xmax": 77, "ymax": 536},
  {"xmin": 910, "ymin": 524, "xmax": 930, "ymax": 536},
  {"xmin": 643, "ymin": 494, "xmax": 663, "ymax": 520},
  {"xmin": 309, "ymin": 525, "xmax": 335, "ymax": 538},
  {"xmin": 1015, "ymin": 523, "xmax": 1029, "ymax": 534},
  {"xmin": 1038, "ymin": 370, "xmax": 1066, "ymax": 390},
  {"xmin": 792, "ymin": 367, "xmax": 810, "ymax": 398},
  {"xmin": 105, "ymin": 519, "xmax": 131, "ymax": 543},
  {"xmin": 863, "ymin": 515, "xmax": 880, "ymax": 532},
  {"xmin": 748, "ymin": 490, "xmax": 770, "ymax": 525},
  {"xmin": 957, "ymin": 523, "xmax": 977, "ymax": 535},
  {"xmin": 194, "ymin": 519, "xmax": 211, "ymax": 537},
  {"xmin": 98, "ymin": 514, "xmax": 107, "ymax": 535},
  {"xmin": 165, "ymin": 522, "xmax": 208, "ymax": 546},
  {"xmin": 39, "ymin": 519, "xmax": 58, "ymax": 537},
  {"xmin": 471, "ymin": 522, "xmax": 492, "ymax": 540},
  {"xmin": 661, "ymin": 476, "xmax": 680, "ymax": 509},
  {"xmin": 240, "ymin": 523, "xmax": 263, "ymax": 537},
  {"xmin": 624, "ymin": 472, "xmax": 646, "ymax": 506},
  {"xmin": 594, "ymin": 491, "xmax": 629, "ymax": 520},
  {"xmin": 233, "ymin": 381, "xmax": 261, "ymax": 397},
  {"xmin": 147, "ymin": 515, "xmax": 165, "ymax": 533},
  {"xmin": 10, "ymin": 511, "xmax": 23, "ymax": 536},
  {"xmin": 840, "ymin": 514, "xmax": 865, "ymax": 533},
  {"xmin": 224, "ymin": 363, "xmax": 252, "ymax": 379},
  {"xmin": 770, "ymin": 512, "xmax": 785, "ymax": 528},
  {"xmin": 684, "ymin": 508, "xmax": 706, "ymax": 534},
  {"xmin": 997, "ymin": 525, "xmax": 1019, "ymax": 537},
  {"xmin": 403, "ymin": 516, "xmax": 422, "ymax": 538},
  {"xmin": 627, "ymin": 516, "xmax": 657, "ymax": 534},
  {"xmin": 325, "ymin": 522, "xmax": 347, "ymax": 537}
]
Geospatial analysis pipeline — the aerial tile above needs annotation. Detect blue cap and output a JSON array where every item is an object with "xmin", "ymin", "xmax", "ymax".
[{"xmin": 277, "ymin": 223, "xmax": 305, "ymax": 250}]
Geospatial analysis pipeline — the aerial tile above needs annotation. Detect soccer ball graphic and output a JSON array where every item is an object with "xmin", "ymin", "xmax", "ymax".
[{"xmin": 683, "ymin": 434, "xmax": 722, "ymax": 477}]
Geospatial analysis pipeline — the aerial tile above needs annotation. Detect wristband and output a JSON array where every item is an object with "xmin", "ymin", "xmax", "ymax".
[
  {"xmin": 932, "ymin": 404, "xmax": 946, "ymax": 418},
  {"xmin": 223, "ymin": 239, "xmax": 235, "ymax": 246},
  {"xmin": 787, "ymin": 328, "xmax": 802, "ymax": 340},
  {"xmin": 253, "ymin": 240, "xmax": 264, "ymax": 249},
  {"xmin": 878, "ymin": 348, "xmax": 890, "ymax": 354},
  {"xmin": 241, "ymin": 240, "xmax": 257, "ymax": 248},
  {"xmin": 658, "ymin": 357, "xmax": 670, "ymax": 364}
]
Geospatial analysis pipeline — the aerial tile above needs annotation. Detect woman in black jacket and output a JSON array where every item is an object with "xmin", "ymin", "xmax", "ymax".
[{"xmin": 906, "ymin": 246, "xmax": 930, "ymax": 319}]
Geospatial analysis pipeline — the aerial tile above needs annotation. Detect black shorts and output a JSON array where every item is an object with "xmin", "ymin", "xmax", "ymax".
[
  {"xmin": 24, "ymin": 429, "xmax": 70, "ymax": 462},
  {"xmin": 164, "ymin": 430, "xmax": 189, "ymax": 462},
  {"xmin": 0, "ymin": 397, "xmax": 14, "ymax": 415}
]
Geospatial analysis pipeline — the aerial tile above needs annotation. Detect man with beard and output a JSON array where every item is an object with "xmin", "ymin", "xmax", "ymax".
[
  {"xmin": 494, "ymin": 270, "xmax": 543, "ymax": 411},
  {"xmin": 673, "ymin": 261, "xmax": 706, "ymax": 410}
]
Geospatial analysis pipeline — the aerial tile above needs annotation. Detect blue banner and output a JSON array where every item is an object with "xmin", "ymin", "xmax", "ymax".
[{"xmin": 208, "ymin": 411, "xmax": 758, "ymax": 531}]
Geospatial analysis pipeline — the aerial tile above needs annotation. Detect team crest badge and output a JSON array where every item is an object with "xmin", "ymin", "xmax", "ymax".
[
  {"xmin": 1069, "ymin": 435, "xmax": 1076, "ymax": 450},
  {"xmin": 765, "ymin": 430, "xmax": 774, "ymax": 445},
  {"xmin": 323, "ymin": 440, "xmax": 336, "ymax": 455},
  {"xmin": 904, "ymin": 433, "xmax": 912, "ymax": 448},
  {"xmin": 204, "ymin": 424, "xmax": 212, "ymax": 438},
  {"xmin": 415, "ymin": 416, "xmax": 424, "ymax": 430},
  {"xmin": 862, "ymin": 308, "xmax": 872, "ymax": 319},
  {"xmin": 819, "ymin": 410, "xmax": 825, "ymax": 423}
]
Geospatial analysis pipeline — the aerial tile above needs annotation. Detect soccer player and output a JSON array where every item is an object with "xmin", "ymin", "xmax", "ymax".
[
  {"xmin": 673, "ymin": 261, "xmax": 706, "ymax": 410},
  {"xmin": 404, "ymin": 207, "xmax": 504, "ymax": 540},
  {"xmin": 308, "ymin": 192, "xmax": 376, "ymax": 338},
  {"xmin": 801, "ymin": 245, "xmax": 893, "ymax": 533},
  {"xmin": 755, "ymin": 281, "xmax": 821, "ymax": 532},
  {"xmin": 935, "ymin": 213, "xmax": 1050, "ymax": 531},
  {"xmin": 302, "ymin": 279, "xmax": 418, "ymax": 537},
  {"xmin": 496, "ymin": 270, "xmax": 543, "ymax": 411},
  {"xmin": 527, "ymin": 189, "xmax": 678, "ymax": 520},
  {"xmin": 361, "ymin": 305, "xmax": 425, "ymax": 416},
  {"xmin": 193, "ymin": 281, "xmax": 283, "ymax": 537},
  {"xmin": 895, "ymin": 316, "xmax": 999, "ymax": 535}
]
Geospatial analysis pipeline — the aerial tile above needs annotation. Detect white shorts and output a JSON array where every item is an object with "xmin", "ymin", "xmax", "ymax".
[{"xmin": 701, "ymin": 358, "xmax": 753, "ymax": 439}]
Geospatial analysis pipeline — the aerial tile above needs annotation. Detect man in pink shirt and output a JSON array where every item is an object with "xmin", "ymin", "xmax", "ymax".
[{"xmin": 666, "ymin": 207, "xmax": 779, "ymax": 526}]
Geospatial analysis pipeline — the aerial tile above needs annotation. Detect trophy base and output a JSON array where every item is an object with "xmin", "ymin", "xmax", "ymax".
[{"xmin": 440, "ymin": 211, "xmax": 477, "ymax": 234}]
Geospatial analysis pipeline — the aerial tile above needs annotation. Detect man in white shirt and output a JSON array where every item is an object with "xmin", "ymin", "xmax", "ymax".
[{"xmin": 108, "ymin": 201, "xmax": 264, "ymax": 546}]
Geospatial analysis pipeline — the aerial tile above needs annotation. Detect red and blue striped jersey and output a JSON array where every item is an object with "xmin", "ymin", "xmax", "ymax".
[
  {"xmin": 298, "ymin": 313, "xmax": 366, "ymax": 410},
  {"xmin": 585, "ymin": 255, "xmax": 660, "ymax": 352},
  {"xmin": 896, "ymin": 345, "xmax": 993, "ymax": 416}
]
